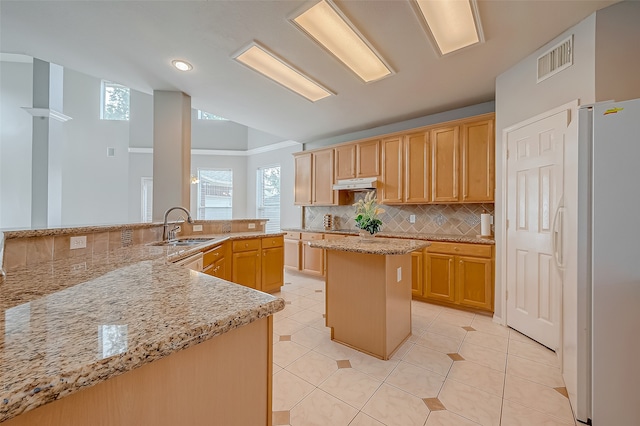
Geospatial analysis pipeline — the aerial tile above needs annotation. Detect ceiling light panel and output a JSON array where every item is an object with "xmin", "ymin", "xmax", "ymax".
[
  {"xmin": 234, "ymin": 43, "xmax": 333, "ymax": 102},
  {"xmin": 292, "ymin": 0, "xmax": 393, "ymax": 83},
  {"xmin": 413, "ymin": 0, "xmax": 484, "ymax": 55}
]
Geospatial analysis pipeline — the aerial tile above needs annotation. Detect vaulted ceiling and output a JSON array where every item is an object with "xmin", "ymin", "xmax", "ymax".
[{"xmin": 0, "ymin": 0, "xmax": 618, "ymax": 143}]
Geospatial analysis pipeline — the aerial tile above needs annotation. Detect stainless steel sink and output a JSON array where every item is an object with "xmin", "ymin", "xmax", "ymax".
[{"xmin": 152, "ymin": 238, "xmax": 216, "ymax": 247}]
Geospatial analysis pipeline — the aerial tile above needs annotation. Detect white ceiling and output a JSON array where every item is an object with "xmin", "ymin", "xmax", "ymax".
[{"xmin": 0, "ymin": 0, "xmax": 617, "ymax": 143}]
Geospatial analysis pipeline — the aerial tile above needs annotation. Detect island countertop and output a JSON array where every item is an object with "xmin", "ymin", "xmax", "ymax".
[
  {"xmin": 308, "ymin": 235, "xmax": 430, "ymax": 255},
  {"xmin": 282, "ymin": 228, "xmax": 494, "ymax": 245},
  {"xmin": 0, "ymin": 233, "xmax": 285, "ymax": 422}
]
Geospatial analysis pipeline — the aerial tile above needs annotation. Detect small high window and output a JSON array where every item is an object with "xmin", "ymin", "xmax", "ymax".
[
  {"xmin": 101, "ymin": 80, "xmax": 130, "ymax": 120},
  {"xmin": 197, "ymin": 110, "xmax": 228, "ymax": 121}
]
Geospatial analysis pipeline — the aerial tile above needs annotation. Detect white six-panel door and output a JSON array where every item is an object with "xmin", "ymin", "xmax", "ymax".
[{"xmin": 506, "ymin": 110, "xmax": 568, "ymax": 350}]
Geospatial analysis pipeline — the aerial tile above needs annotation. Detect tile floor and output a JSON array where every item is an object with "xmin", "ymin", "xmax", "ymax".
[{"xmin": 271, "ymin": 271, "xmax": 576, "ymax": 426}]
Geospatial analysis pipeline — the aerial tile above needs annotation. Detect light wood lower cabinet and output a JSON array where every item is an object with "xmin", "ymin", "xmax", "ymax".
[
  {"xmin": 231, "ymin": 236, "xmax": 284, "ymax": 293},
  {"xmin": 411, "ymin": 250, "xmax": 423, "ymax": 297},
  {"xmin": 301, "ymin": 233, "xmax": 324, "ymax": 276},
  {"xmin": 413, "ymin": 242, "xmax": 494, "ymax": 313},
  {"xmin": 284, "ymin": 236, "xmax": 301, "ymax": 271},
  {"xmin": 203, "ymin": 242, "xmax": 230, "ymax": 281}
]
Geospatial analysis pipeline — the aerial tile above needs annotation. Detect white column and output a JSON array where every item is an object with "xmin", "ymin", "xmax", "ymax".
[
  {"xmin": 30, "ymin": 59, "xmax": 64, "ymax": 228},
  {"xmin": 152, "ymin": 91, "xmax": 191, "ymax": 221}
]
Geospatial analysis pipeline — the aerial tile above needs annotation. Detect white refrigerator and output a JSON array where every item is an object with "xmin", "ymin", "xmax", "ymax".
[{"xmin": 576, "ymin": 99, "xmax": 640, "ymax": 424}]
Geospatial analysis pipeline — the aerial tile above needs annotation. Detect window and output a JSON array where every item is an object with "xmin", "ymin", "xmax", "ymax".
[
  {"xmin": 197, "ymin": 169, "xmax": 233, "ymax": 219},
  {"xmin": 101, "ymin": 80, "xmax": 130, "ymax": 120},
  {"xmin": 197, "ymin": 110, "xmax": 228, "ymax": 121},
  {"xmin": 257, "ymin": 165, "xmax": 280, "ymax": 232},
  {"xmin": 141, "ymin": 177, "xmax": 153, "ymax": 223}
]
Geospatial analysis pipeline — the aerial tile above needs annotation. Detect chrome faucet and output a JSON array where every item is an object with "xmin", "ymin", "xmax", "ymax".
[{"xmin": 163, "ymin": 206, "xmax": 194, "ymax": 241}]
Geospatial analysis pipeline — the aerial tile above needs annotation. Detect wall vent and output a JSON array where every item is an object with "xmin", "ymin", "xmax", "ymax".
[{"xmin": 537, "ymin": 35, "xmax": 573, "ymax": 83}]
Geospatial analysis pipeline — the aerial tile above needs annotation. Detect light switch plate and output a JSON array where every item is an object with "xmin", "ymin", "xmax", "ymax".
[
  {"xmin": 248, "ymin": 223, "xmax": 256, "ymax": 229},
  {"xmin": 193, "ymin": 224, "xmax": 203, "ymax": 232},
  {"xmin": 397, "ymin": 267, "xmax": 402, "ymax": 282},
  {"xmin": 409, "ymin": 214, "xmax": 416, "ymax": 223},
  {"xmin": 70, "ymin": 236, "xmax": 87, "ymax": 250}
]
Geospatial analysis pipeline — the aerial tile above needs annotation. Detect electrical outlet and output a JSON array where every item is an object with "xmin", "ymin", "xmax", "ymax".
[
  {"xmin": 192, "ymin": 224, "xmax": 203, "ymax": 232},
  {"xmin": 397, "ymin": 267, "xmax": 402, "ymax": 282},
  {"xmin": 70, "ymin": 236, "xmax": 87, "ymax": 250},
  {"xmin": 248, "ymin": 223, "xmax": 256, "ymax": 229},
  {"xmin": 409, "ymin": 214, "xmax": 416, "ymax": 224}
]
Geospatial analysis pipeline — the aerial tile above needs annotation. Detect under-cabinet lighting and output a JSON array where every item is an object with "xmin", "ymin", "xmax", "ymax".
[
  {"xmin": 412, "ymin": 0, "xmax": 484, "ymax": 56},
  {"xmin": 291, "ymin": 0, "xmax": 393, "ymax": 83},
  {"xmin": 233, "ymin": 43, "xmax": 333, "ymax": 102}
]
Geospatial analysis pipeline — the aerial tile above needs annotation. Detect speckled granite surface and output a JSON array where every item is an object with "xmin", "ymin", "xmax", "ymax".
[
  {"xmin": 1, "ymin": 219, "xmax": 267, "ymax": 239},
  {"xmin": 0, "ymin": 233, "xmax": 285, "ymax": 422},
  {"xmin": 283, "ymin": 228, "xmax": 495, "ymax": 245},
  {"xmin": 309, "ymin": 236, "xmax": 430, "ymax": 255}
]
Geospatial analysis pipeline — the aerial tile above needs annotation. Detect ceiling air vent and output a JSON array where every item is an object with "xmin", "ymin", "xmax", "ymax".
[{"xmin": 537, "ymin": 35, "xmax": 573, "ymax": 83}]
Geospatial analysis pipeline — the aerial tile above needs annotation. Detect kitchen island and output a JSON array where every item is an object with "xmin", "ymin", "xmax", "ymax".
[
  {"xmin": 0, "ymin": 237, "xmax": 284, "ymax": 425},
  {"xmin": 309, "ymin": 236, "xmax": 429, "ymax": 360}
]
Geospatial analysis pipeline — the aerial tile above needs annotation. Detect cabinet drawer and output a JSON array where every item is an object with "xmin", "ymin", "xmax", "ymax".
[
  {"xmin": 285, "ymin": 232, "xmax": 301, "ymax": 240},
  {"xmin": 262, "ymin": 236, "xmax": 284, "ymax": 248},
  {"xmin": 203, "ymin": 243, "xmax": 226, "ymax": 267},
  {"xmin": 427, "ymin": 242, "xmax": 492, "ymax": 258},
  {"xmin": 301, "ymin": 232, "xmax": 324, "ymax": 241},
  {"xmin": 232, "ymin": 238, "xmax": 261, "ymax": 252}
]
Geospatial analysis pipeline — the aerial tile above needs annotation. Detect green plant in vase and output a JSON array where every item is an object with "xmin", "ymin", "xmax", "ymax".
[{"xmin": 353, "ymin": 191, "xmax": 384, "ymax": 236}]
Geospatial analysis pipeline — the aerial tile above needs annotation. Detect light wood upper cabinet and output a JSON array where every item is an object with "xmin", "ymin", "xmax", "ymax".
[
  {"xmin": 356, "ymin": 139, "xmax": 380, "ymax": 177},
  {"xmin": 431, "ymin": 126, "xmax": 460, "ymax": 203},
  {"xmin": 312, "ymin": 148, "xmax": 335, "ymax": 205},
  {"xmin": 335, "ymin": 144, "xmax": 356, "ymax": 180},
  {"xmin": 404, "ymin": 131, "xmax": 430, "ymax": 203},
  {"xmin": 380, "ymin": 136, "xmax": 403, "ymax": 204},
  {"xmin": 294, "ymin": 153, "xmax": 312, "ymax": 205},
  {"xmin": 461, "ymin": 119, "xmax": 495, "ymax": 202}
]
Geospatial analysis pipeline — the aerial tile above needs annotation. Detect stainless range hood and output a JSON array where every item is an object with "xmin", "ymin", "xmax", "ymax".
[{"xmin": 332, "ymin": 178, "xmax": 378, "ymax": 191}]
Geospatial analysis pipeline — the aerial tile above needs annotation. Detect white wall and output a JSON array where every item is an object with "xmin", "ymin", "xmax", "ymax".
[
  {"xmin": 246, "ymin": 143, "xmax": 303, "ymax": 230},
  {"xmin": 0, "ymin": 60, "xmax": 33, "ymax": 229},
  {"xmin": 62, "ymin": 68, "xmax": 131, "ymax": 226},
  {"xmin": 191, "ymin": 110, "xmax": 249, "ymax": 150},
  {"xmin": 494, "ymin": 14, "xmax": 597, "ymax": 323}
]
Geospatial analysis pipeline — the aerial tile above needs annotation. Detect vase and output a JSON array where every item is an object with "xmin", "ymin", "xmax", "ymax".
[{"xmin": 358, "ymin": 230, "xmax": 376, "ymax": 242}]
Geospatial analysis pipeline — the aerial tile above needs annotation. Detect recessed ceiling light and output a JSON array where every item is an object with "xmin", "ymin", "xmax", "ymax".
[
  {"xmin": 291, "ymin": 0, "xmax": 393, "ymax": 83},
  {"xmin": 411, "ymin": 0, "xmax": 484, "ymax": 56},
  {"xmin": 172, "ymin": 60, "xmax": 193, "ymax": 71},
  {"xmin": 233, "ymin": 43, "xmax": 333, "ymax": 102}
]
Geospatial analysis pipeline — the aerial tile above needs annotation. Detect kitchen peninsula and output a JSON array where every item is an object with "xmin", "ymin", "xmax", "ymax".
[
  {"xmin": 309, "ymin": 236, "xmax": 429, "ymax": 360},
  {"xmin": 0, "ymin": 223, "xmax": 285, "ymax": 426}
]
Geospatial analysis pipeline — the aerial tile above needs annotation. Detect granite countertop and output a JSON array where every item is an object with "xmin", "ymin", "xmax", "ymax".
[
  {"xmin": 283, "ymin": 228, "xmax": 495, "ymax": 245},
  {"xmin": 0, "ymin": 232, "xmax": 285, "ymax": 422},
  {"xmin": 309, "ymin": 236, "xmax": 430, "ymax": 255}
]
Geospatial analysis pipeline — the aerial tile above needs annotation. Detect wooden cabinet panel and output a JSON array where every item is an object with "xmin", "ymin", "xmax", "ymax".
[
  {"xmin": 232, "ymin": 238, "xmax": 261, "ymax": 252},
  {"xmin": 210, "ymin": 256, "xmax": 229, "ymax": 280},
  {"xmin": 404, "ymin": 131, "xmax": 430, "ymax": 203},
  {"xmin": 457, "ymin": 256, "xmax": 493, "ymax": 311},
  {"xmin": 356, "ymin": 139, "xmax": 380, "ymax": 177},
  {"xmin": 411, "ymin": 250, "xmax": 423, "ymax": 297},
  {"xmin": 294, "ymin": 153, "xmax": 312, "ymax": 205},
  {"xmin": 461, "ymin": 119, "xmax": 495, "ymax": 202},
  {"xmin": 284, "ymin": 238, "xmax": 300, "ymax": 270},
  {"xmin": 335, "ymin": 144, "xmax": 356, "ymax": 180},
  {"xmin": 380, "ymin": 136, "xmax": 403, "ymax": 204},
  {"xmin": 427, "ymin": 242, "xmax": 492, "ymax": 258},
  {"xmin": 262, "ymin": 246, "xmax": 284, "ymax": 293},
  {"xmin": 425, "ymin": 253, "xmax": 456, "ymax": 302},
  {"xmin": 312, "ymin": 149, "xmax": 335, "ymax": 205},
  {"xmin": 301, "ymin": 241, "xmax": 324, "ymax": 276},
  {"xmin": 431, "ymin": 126, "xmax": 459, "ymax": 202},
  {"xmin": 232, "ymin": 250, "xmax": 261, "ymax": 289}
]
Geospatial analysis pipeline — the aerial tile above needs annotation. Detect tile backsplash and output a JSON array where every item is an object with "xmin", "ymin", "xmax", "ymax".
[{"xmin": 305, "ymin": 197, "xmax": 494, "ymax": 236}]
